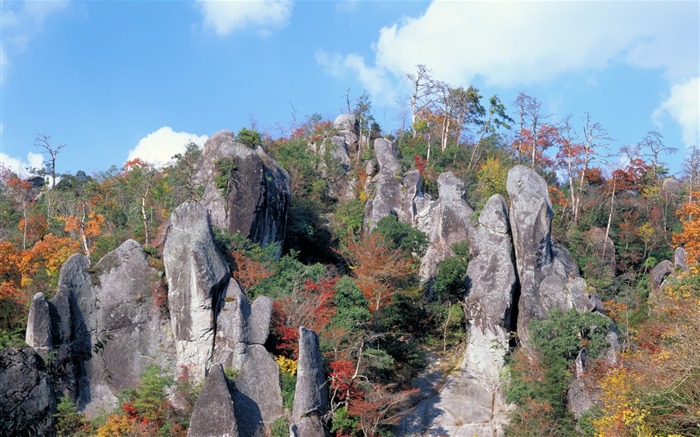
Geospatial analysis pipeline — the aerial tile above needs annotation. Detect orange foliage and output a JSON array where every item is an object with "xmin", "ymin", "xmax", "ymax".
[
  {"xmin": 18, "ymin": 214, "xmax": 48, "ymax": 246},
  {"xmin": 231, "ymin": 250, "xmax": 273, "ymax": 291},
  {"xmin": 673, "ymin": 194, "xmax": 700, "ymax": 268},
  {"xmin": 340, "ymin": 233, "xmax": 415, "ymax": 313}
]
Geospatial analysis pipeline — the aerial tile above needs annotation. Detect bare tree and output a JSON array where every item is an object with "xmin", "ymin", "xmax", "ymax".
[
  {"xmin": 682, "ymin": 146, "xmax": 700, "ymax": 203},
  {"xmin": 406, "ymin": 64, "xmax": 435, "ymax": 138},
  {"xmin": 640, "ymin": 130, "xmax": 677, "ymax": 182},
  {"xmin": 34, "ymin": 134, "xmax": 65, "ymax": 188}
]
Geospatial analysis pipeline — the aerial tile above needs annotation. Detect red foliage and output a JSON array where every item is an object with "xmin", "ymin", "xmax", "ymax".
[
  {"xmin": 413, "ymin": 154, "xmax": 427, "ymax": 176},
  {"xmin": 329, "ymin": 359, "xmax": 358, "ymax": 403},
  {"xmin": 270, "ymin": 300, "xmax": 300, "ymax": 357}
]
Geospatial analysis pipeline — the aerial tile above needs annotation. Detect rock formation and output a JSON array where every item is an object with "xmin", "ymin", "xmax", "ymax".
[
  {"xmin": 23, "ymin": 239, "xmax": 172, "ymax": 417},
  {"xmin": 507, "ymin": 165, "xmax": 593, "ymax": 345},
  {"xmin": 363, "ymin": 139, "xmax": 473, "ymax": 281},
  {"xmin": 674, "ymin": 246, "xmax": 688, "ymax": 271},
  {"xmin": 363, "ymin": 138, "xmax": 418, "ymax": 232},
  {"xmin": 291, "ymin": 327, "xmax": 328, "ymax": 436},
  {"xmin": 164, "ymin": 200, "xmax": 229, "ymax": 382},
  {"xmin": 0, "ymin": 347, "xmax": 56, "ymax": 436},
  {"xmin": 197, "ymin": 130, "xmax": 291, "ymax": 249},
  {"xmin": 401, "ymin": 194, "xmax": 514, "ymax": 435},
  {"xmin": 188, "ymin": 364, "xmax": 238, "ymax": 437},
  {"xmin": 415, "ymin": 172, "xmax": 475, "ymax": 279}
]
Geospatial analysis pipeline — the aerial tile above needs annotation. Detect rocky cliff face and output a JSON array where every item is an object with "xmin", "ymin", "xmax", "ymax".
[
  {"xmin": 197, "ymin": 130, "xmax": 291, "ymax": 250},
  {"xmin": 0, "ymin": 347, "xmax": 56, "ymax": 436},
  {"xmin": 164, "ymin": 200, "xmax": 229, "ymax": 381},
  {"xmin": 401, "ymin": 166, "xmax": 613, "ymax": 436},
  {"xmin": 8, "ymin": 133, "xmax": 624, "ymax": 436},
  {"xmin": 507, "ymin": 165, "xmax": 594, "ymax": 346},
  {"xmin": 23, "ymin": 240, "xmax": 173, "ymax": 417},
  {"xmin": 363, "ymin": 139, "xmax": 474, "ymax": 281}
]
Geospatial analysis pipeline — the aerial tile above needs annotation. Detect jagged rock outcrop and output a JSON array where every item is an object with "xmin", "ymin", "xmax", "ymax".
[
  {"xmin": 333, "ymin": 114, "xmax": 358, "ymax": 152},
  {"xmin": 363, "ymin": 138, "xmax": 418, "ymax": 232},
  {"xmin": 415, "ymin": 172, "xmax": 475, "ymax": 280},
  {"xmin": 674, "ymin": 247, "xmax": 688, "ymax": 271},
  {"xmin": 363, "ymin": 140, "xmax": 474, "ymax": 281},
  {"xmin": 164, "ymin": 201, "xmax": 230, "ymax": 381},
  {"xmin": 25, "ymin": 292, "xmax": 52, "ymax": 357},
  {"xmin": 402, "ymin": 194, "xmax": 513, "ymax": 435},
  {"xmin": 291, "ymin": 327, "xmax": 328, "ymax": 436},
  {"xmin": 507, "ymin": 165, "xmax": 593, "ymax": 345},
  {"xmin": 463, "ymin": 194, "xmax": 515, "ymax": 385},
  {"xmin": 210, "ymin": 279, "xmax": 282, "ymax": 434},
  {"xmin": 650, "ymin": 259, "xmax": 674, "ymax": 293},
  {"xmin": 24, "ymin": 240, "xmax": 172, "ymax": 416},
  {"xmin": 567, "ymin": 349, "xmax": 595, "ymax": 420},
  {"xmin": 45, "ymin": 253, "xmax": 95, "ymax": 408},
  {"xmin": 87, "ymin": 239, "xmax": 174, "ymax": 413},
  {"xmin": 233, "ymin": 345, "xmax": 283, "ymax": 434},
  {"xmin": 188, "ymin": 364, "xmax": 238, "ymax": 437},
  {"xmin": 196, "ymin": 130, "xmax": 291, "ymax": 249},
  {"xmin": 0, "ymin": 347, "xmax": 56, "ymax": 437}
]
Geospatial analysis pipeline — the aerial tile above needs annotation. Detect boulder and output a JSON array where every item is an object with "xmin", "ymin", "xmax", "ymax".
[
  {"xmin": 196, "ymin": 130, "xmax": 290, "ymax": 250},
  {"xmin": 333, "ymin": 114, "xmax": 356, "ymax": 133},
  {"xmin": 363, "ymin": 139, "xmax": 409, "ymax": 232},
  {"xmin": 507, "ymin": 165, "xmax": 592, "ymax": 345},
  {"xmin": 415, "ymin": 172, "xmax": 474, "ymax": 280},
  {"xmin": 292, "ymin": 327, "xmax": 328, "ymax": 422},
  {"xmin": 213, "ymin": 281, "xmax": 251, "ymax": 370},
  {"xmin": 88, "ymin": 239, "xmax": 172, "ymax": 414},
  {"xmin": 164, "ymin": 200, "xmax": 230, "ymax": 381},
  {"xmin": 650, "ymin": 259, "xmax": 674, "ymax": 292},
  {"xmin": 25, "ymin": 292, "xmax": 53, "ymax": 357},
  {"xmin": 333, "ymin": 114, "xmax": 358, "ymax": 151},
  {"xmin": 674, "ymin": 247, "xmax": 688, "ymax": 271},
  {"xmin": 188, "ymin": 364, "xmax": 238, "ymax": 437},
  {"xmin": 464, "ymin": 194, "xmax": 515, "ymax": 383},
  {"xmin": 48, "ymin": 254, "xmax": 95, "ymax": 408},
  {"xmin": 249, "ymin": 296, "xmax": 274, "ymax": 345},
  {"xmin": 290, "ymin": 417, "xmax": 327, "ymax": 437},
  {"xmin": 0, "ymin": 348, "xmax": 55, "ymax": 437},
  {"xmin": 233, "ymin": 344, "xmax": 283, "ymax": 435}
]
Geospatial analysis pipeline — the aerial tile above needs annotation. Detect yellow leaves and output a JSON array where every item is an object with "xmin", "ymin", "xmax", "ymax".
[
  {"xmin": 95, "ymin": 414, "xmax": 136, "ymax": 437},
  {"xmin": 275, "ymin": 355, "xmax": 297, "ymax": 376}
]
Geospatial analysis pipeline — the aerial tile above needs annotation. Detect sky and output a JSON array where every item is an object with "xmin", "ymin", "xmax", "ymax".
[{"xmin": 0, "ymin": 0, "xmax": 698, "ymax": 179}]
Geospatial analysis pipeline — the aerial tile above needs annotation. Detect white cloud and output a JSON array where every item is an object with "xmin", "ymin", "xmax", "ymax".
[
  {"xmin": 321, "ymin": 1, "xmax": 698, "ymax": 95},
  {"xmin": 654, "ymin": 77, "xmax": 700, "ymax": 148},
  {"xmin": 0, "ymin": 151, "xmax": 44, "ymax": 177},
  {"xmin": 196, "ymin": 0, "xmax": 293, "ymax": 36},
  {"xmin": 1, "ymin": 0, "xmax": 69, "ymax": 84},
  {"xmin": 128, "ymin": 127, "xmax": 208, "ymax": 168},
  {"xmin": 316, "ymin": 50, "xmax": 397, "ymax": 105}
]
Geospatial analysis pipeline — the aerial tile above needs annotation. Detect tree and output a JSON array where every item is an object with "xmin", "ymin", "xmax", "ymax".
[
  {"xmin": 406, "ymin": 64, "xmax": 435, "ymax": 138},
  {"xmin": 639, "ymin": 130, "xmax": 676, "ymax": 182},
  {"xmin": 682, "ymin": 146, "xmax": 700, "ymax": 203},
  {"xmin": 468, "ymin": 94, "xmax": 512, "ymax": 172},
  {"xmin": 556, "ymin": 113, "xmax": 610, "ymax": 224},
  {"xmin": 35, "ymin": 133, "xmax": 65, "ymax": 189},
  {"xmin": 340, "ymin": 233, "xmax": 415, "ymax": 314},
  {"xmin": 513, "ymin": 92, "xmax": 548, "ymax": 167}
]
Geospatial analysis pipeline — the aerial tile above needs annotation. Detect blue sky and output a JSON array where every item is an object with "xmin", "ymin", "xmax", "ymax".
[{"xmin": 1, "ymin": 0, "xmax": 698, "ymax": 178}]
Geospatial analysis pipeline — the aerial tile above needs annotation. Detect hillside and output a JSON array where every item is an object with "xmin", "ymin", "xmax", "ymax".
[{"xmin": 1, "ymin": 108, "xmax": 699, "ymax": 437}]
